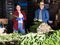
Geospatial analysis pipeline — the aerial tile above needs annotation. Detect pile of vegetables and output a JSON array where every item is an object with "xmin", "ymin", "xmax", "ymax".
[
  {"xmin": 0, "ymin": 33, "xmax": 21, "ymax": 45},
  {"xmin": 30, "ymin": 21, "xmax": 42, "ymax": 32},
  {"xmin": 19, "ymin": 30, "xmax": 60, "ymax": 45},
  {"xmin": 0, "ymin": 33, "xmax": 21, "ymax": 42},
  {"xmin": 0, "ymin": 30, "xmax": 60, "ymax": 45},
  {"xmin": 19, "ymin": 33, "xmax": 45, "ymax": 45},
  {"xmin": 44, "ymin": 30, "xmax": 60, "ymax": 45}
]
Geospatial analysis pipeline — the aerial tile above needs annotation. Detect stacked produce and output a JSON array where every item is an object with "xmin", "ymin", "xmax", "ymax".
[
  {"xmin": 30, "ymin": 21, "xmax": 42, "ymax": 32},
  {"xmin": 19, "ymin": 30, "xmax": 60, "ymax": 45},
  {"xmin": 37, "ymin": 23, "xmax": 52, "ymax": 34},
  {"xmin": 19, "ymin": 33, "xmax": 45, "ymax": 45},
  {"xmin": 0, "ymin": 33, "xmax": 21, "ymax": 42},
  {"xmin": 0, "ymin": 30, "xmax": 60, "ymax": 45},
  {"xmin": 44, "ymin": 30, "xmax": 60, "ymax": 45}
]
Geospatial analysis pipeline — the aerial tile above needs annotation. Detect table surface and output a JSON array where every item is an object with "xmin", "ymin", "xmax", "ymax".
[{"xmin": 0, "ymin": 19, "xmax": 8, "ymax": 24}]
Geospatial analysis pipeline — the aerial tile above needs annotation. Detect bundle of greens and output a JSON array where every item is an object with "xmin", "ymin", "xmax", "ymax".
[
  {"xmin": 0, "ymin": 30, "xmax": 60, "ymax": 45},
  {"xmin": 18, "ymin": 30, "xmax": 60, "ymax": 45},
  {"xmin": 0, "ymin": 33, "xmax": 21, "ymax": 42},
  {"xmin": 30, "ymin": 21, "xmax": 42, "ymax": 32},
  {"xmin": 19, "ymin": 33, "xmax": 45, "ymax": 45}
]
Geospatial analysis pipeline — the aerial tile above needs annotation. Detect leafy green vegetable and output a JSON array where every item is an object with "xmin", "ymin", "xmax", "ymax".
[{"xmin": 0, "ymin": 30, "xmax": 60, "ymax": 45}]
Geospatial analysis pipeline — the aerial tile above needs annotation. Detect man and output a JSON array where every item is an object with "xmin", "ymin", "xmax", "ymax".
[{"xmin": 34, "ymin": 2, "xmax": 49, "ymax": 23}]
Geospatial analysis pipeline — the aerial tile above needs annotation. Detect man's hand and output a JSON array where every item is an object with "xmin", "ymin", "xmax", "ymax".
[
  {"xmin": 38, "ymin": 19, "xmax": 42, "ymax": 22},
  {"xmin": 34, "ymin": 18, "xmax": 38, "ymax": 21}
]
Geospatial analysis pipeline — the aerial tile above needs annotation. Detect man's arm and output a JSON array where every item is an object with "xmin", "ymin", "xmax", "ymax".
[
  {"xmin": 45, "ymin": 10, "xmax": 49, "ymax": 22},
  {"xmin": 34, "ymin": 10, "xmax": 39, "ymax": 21},
  {"xmin": 43, "ymin": 10, "xmax": 49, "ymax": 23}
]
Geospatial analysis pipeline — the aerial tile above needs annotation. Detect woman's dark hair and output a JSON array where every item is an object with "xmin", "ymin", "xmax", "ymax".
[{"xmin": 16, "ymin": 4, "xmax": 20, "ymax": 7}]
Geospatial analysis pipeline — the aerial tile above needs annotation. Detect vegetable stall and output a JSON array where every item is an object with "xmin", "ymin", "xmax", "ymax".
[{"xmin": 0, "ymin": 30, "xmax": 60, "ymax": 45}]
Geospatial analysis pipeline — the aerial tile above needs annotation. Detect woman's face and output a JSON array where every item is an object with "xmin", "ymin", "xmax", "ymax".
[{"xmin": 16, "ymin": 5, "xmax": 21, "ymax": 11}]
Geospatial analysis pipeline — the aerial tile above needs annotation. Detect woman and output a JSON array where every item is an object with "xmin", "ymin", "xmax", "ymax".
[{"xmin": 13, "ymin": 4, "xmax": 26, "ymax": 34}]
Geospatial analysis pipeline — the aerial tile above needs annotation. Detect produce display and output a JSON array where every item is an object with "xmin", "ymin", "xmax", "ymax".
[
  {"xmin": 30, "ymin": 21, "xmax": 42, "ymax": 32},
  {"xmin": 19, "ymin": 30, "xmax": 60, "ymax": 45},
  {"xmin": 19, "ymin": 33, "xmax": 45, "ymax": 45},
  {"xmin": 0, "ymin": 30, "xmax": 60, "ymax": 45},
  {"xmin": 0, "ymin": 33, "xmax": 21, "ymax": 42}
]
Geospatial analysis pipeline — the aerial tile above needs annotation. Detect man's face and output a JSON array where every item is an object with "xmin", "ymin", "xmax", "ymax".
[
  {"xmin": 16, "ymin": 5, "xmax": 21, "ymax": 11},
  {"xmin": 40, "ymin": 4, "xmax": 44, "ymax": 10}
]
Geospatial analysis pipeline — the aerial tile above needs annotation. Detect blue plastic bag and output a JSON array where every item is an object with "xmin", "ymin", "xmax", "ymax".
[{"xmin": 16, "ymin": 17, "xmax": 24, "ymax": 21}]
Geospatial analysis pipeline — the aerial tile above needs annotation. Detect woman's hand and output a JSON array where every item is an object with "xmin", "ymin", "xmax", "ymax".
[{"xmin": 16, "ymin": 17, "xmax": 21, "ymax": 20}]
